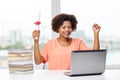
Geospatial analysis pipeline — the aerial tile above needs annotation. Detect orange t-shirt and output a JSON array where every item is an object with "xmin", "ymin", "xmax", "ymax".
[{"xmin": 41, "ymin": 38, "xmax": 91, "ymax": 70}]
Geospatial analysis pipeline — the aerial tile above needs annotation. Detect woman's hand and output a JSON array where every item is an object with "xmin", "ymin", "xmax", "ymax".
[
  {"xmin": 92, "ymin": 23, "xmax": 101, "ymax": 34},
  {"xmin": 92, "ymin": 23, "xmax": 101, "ymax": 50},
  {"xmin": 32, "ymin": 30, "xmax": 40, "ymax": 41}
]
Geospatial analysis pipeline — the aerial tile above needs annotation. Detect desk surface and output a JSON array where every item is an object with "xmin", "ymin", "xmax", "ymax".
[{"xmin": 1, "ymin": 69, "xmax": 120, "ymax": 80}]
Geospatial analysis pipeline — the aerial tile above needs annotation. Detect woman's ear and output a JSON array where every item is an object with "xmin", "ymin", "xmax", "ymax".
[
  {"xmin": 57, "ymin": 30, "xmax": 59, "ymax": 33},
  {"xmin": 57, "ymin": 28, "xmax": 59, "ymax": 33}
]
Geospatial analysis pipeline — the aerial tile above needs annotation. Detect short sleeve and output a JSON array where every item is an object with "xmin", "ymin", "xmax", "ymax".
[
  {"xmin": 79, "ymin": 39, "xmax": 92, "ymax": 50},
  {"xmin": 41, "ymin": 42, "xmax": 49, "ymax": 63}
]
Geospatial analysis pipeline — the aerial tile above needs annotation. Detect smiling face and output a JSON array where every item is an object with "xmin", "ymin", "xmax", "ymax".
[{"xmin": 58, "ymin": 21, "xmax": 73, "ymax": 38}]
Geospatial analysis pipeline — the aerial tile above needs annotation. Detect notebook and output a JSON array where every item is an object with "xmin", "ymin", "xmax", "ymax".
[{"xmin": 64, "ymin": 49, "xmax": 107, "ymax": 76}]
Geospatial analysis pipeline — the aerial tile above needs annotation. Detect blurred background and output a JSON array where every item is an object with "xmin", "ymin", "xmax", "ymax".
[{"xmin": 0, "ymin": 0, "xmax": 120, "ymax": 69}]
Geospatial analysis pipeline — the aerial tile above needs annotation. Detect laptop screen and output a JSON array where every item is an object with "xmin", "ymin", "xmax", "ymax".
[{"xmin": 69, "ymin": 49, "xmax": 107, "ymax": 75}]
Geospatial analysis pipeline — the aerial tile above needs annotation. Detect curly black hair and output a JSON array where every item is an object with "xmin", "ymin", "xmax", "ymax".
[{"xmin": 51, "ymin": 13, "xmax": 78, "ymax": 33}]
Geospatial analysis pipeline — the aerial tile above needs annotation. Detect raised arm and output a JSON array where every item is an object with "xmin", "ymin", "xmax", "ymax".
[
  {"xmin": 92, "ymin": 23, "xmax": 101, "ymax": 50},
  {"xmin": 32, "ymin": 30, "xmax": 44, "ymax": 64}
]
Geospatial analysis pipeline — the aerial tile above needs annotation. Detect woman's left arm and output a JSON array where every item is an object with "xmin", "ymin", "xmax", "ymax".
[{"xmin": 92, "ymin": 23, "xmax": 101, "ymax": 50}]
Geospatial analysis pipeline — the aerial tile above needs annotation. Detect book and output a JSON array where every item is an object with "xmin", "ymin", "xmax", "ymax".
[
  {"xmin": 8, "ymin": 50, "xmax": 32, "ymax": 56},
  {"xmin": 10, "ymin": 70, "xmax": 34, "ymax": 74},
  {"xmin": 9, "ymin": 66, "xmax": 33, "ymax": 71},
  {"xmin": 8, "ymin": 56, "xmax": 32, "ymax": 61},
  {"xmin": 8, "ymin": 52, "xmax": 32, "ymax": 57},
  {"xmin": 9, "ymin": 64, "xmax": 33, "ymax": 68},
  {"xmin": 8, "ymin": 60, "xmax": 33, "ymax": 65}
]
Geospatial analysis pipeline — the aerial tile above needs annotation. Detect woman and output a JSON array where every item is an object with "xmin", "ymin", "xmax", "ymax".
[{"xmin": 32, "ymin": 13, "xmax": 101, "ymax": 70}]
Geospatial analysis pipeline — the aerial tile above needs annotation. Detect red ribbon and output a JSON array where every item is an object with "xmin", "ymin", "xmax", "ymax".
[{"xmin": 34, "ymin": 21, "xmax": 41, "ymax": 25}]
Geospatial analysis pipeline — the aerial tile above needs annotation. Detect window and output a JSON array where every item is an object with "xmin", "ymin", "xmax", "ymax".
[
  {"xmin": 0, "ymin": 0, "xmax": 51, "ymax": 68},
  {"xmin": 61, "ymin": 0, "xmax": 120, "ymax": 69},
  {"xmin": 1, "ymin": 0, "xmax": 120, "ymax": 69}
]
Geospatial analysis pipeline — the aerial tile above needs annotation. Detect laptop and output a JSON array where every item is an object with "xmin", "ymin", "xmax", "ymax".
[{"xmin": 64, "ymin": 49, "xmax": 107, "ymax": 76}]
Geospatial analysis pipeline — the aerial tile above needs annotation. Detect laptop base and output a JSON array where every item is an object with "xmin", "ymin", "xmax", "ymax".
[{"xmin": 64, "ymin": 71, "xmax": 103, "ymax": 76}]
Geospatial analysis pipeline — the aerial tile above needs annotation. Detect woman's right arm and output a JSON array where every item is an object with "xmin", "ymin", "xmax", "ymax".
[{"xmin": 32, "ymin": 30, "xmax": 44, "ymax": 65}]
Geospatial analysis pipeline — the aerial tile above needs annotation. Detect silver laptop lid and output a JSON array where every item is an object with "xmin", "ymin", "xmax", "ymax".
[{"xmin": 70, "ymin": 49, "xmax": 107, "ymax": 75}]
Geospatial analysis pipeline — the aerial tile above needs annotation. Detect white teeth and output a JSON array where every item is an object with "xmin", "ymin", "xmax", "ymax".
[
  {"xmin": 64, "ymin": 32, "xmax": 68, "ymax": 34},
  {"xmin": 64, "ymin": 32, "xmax": 69, "ymax": 36}
]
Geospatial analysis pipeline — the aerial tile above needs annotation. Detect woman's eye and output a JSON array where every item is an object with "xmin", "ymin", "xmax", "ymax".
[
  {"xmin": 62, "ymin": 26, "xmax": 66, "ymax": 29},
  {"xmin": 69, "ymin": 26, "xmax": 72, "ymax": 28},
  {"xmin": 61, "ymin": 26, "xmax": 72, "ymax": 29}
]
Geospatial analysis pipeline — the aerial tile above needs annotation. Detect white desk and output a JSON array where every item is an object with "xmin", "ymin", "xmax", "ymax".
[{"xmin": 0, "ymin": 69, "xmax": 120, "ymax": 80}]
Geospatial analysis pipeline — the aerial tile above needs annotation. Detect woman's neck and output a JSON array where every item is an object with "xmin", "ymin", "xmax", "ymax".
[
  {"xmin": 58, "ymin": 37, "xmax": 70, "ymax": 41},
  {"xmin": 57, "ymin": 37, "xmax": 72, "ymax": 47}
]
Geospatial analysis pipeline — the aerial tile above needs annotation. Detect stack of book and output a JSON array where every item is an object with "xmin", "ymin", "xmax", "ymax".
[{"xmin": 8, "ymin": 50, "xmax": 34, "ymax": 74}]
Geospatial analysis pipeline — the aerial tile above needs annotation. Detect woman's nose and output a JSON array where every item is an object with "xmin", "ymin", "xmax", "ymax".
[{"xmin": 65, "ymin": 27, "xmax": 69, "ymax": 31}]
